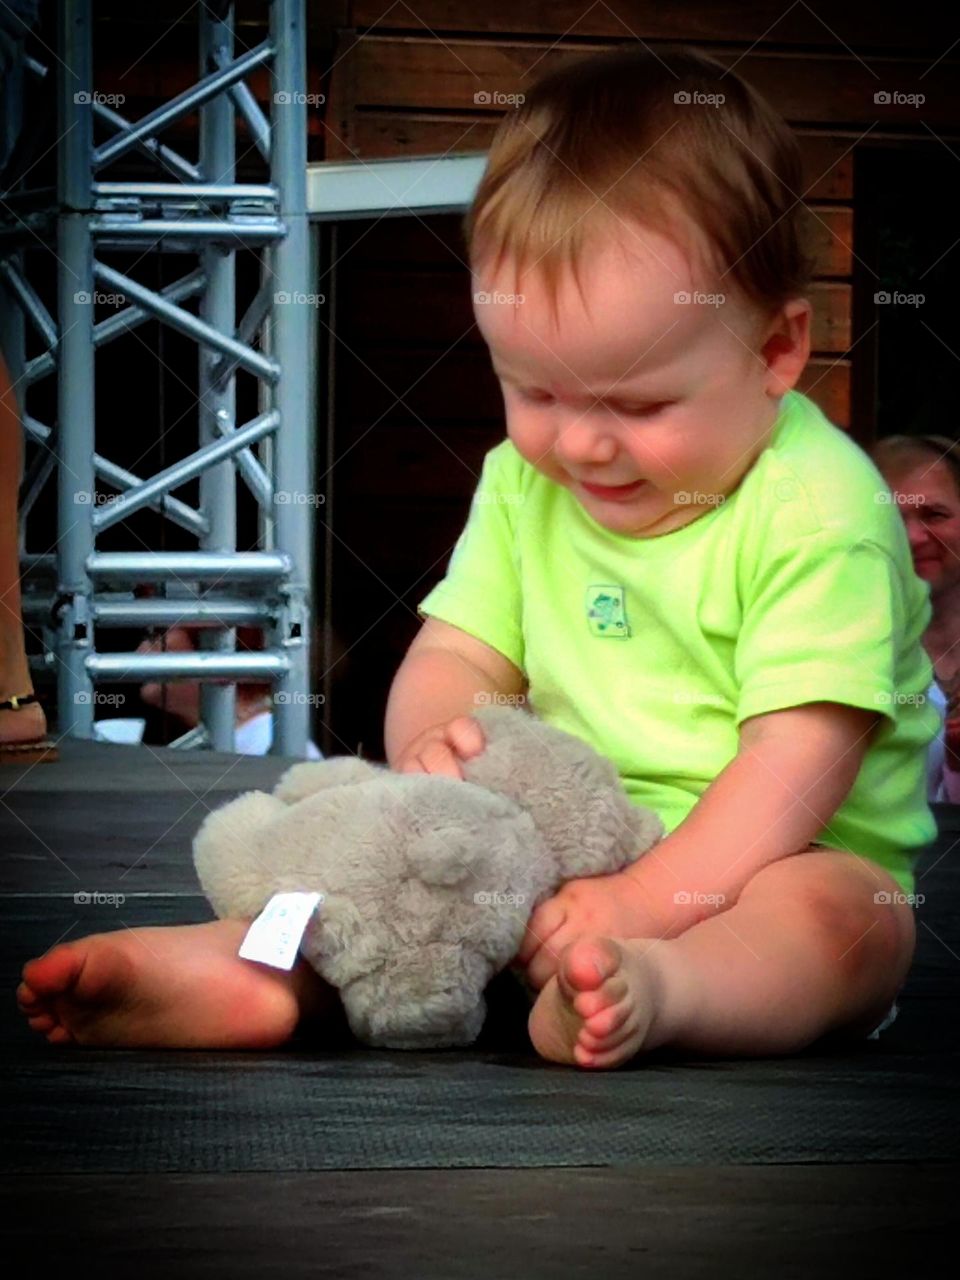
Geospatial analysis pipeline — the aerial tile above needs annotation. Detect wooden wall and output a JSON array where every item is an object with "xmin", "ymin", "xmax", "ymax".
[
  {"xmin": 318, "ymin": 3, "xmax": 960, "ymax": 756},
  {"xmin": 44, "ymin": 3, "xmax": 959, "ymax": 756}
]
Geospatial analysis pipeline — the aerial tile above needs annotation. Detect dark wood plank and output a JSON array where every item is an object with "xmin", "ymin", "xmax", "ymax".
[
  {"xmin": 803, "ymin": 206, "xmax": 853, "ymax": 278},
  {"xmin": 797, "ymin": 359, "xmax": 851, "ymax": 428},
  {"xmin": 332, "ymin": 114, "xmax": 857, "ymax": 202},
  {"xmin": 351, "ymin": 1, "xmax": 955, "ymax": 53},
  {"xmin": 346, "ymin": 39, "xmax": 960, "ymax": 129},
  {"xmin": 2, "ymin": 1165, "xmax": 958, "ymax": 1278}
]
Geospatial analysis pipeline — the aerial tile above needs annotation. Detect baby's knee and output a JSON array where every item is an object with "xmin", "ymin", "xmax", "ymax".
[{"xmin": 741, "ymin": 848, "xmax": 910, "ymax": 979}]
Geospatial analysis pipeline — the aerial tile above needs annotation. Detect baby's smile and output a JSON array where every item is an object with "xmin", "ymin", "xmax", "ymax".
[{"xmin": 576, "ymin": 477, "xmax": 648, "ymax": 502}]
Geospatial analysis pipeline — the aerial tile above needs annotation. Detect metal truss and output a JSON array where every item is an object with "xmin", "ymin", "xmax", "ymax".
[{"xmin": 0, "ymin": 0, "xmax": 313, "ymax": 754}]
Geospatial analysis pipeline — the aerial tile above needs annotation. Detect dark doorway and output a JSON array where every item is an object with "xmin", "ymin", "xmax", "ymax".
[{"xmin": 853, "ymin": 143, "xmax": 959, "ymax": 446}]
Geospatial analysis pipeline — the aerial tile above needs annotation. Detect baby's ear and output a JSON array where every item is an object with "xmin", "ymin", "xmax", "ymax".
[{"xmin": 274, "ymin": 757, "xmax": 381, "ymax": 804}]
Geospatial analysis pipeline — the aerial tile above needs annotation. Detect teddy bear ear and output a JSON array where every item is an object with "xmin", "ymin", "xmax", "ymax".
[
  {"xmin": 192, "ymin": 790, "xmax": 287, "ymax": 920},
  {"xmin": 273, "ymin": 757, "xmax": 381, "ymax": 804},
  {"xmin": 462, "ymin": 704, "xmax": 663, "ymax": 874}
]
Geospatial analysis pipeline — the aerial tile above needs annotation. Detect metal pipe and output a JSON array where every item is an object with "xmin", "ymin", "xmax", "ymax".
[
  {"xmin": 91, "ymin": 598, "xmax": 274, "ymax": 627},
  {"xmin": 18, "ymin": 450, "xmax": 56, "ymax": 522},
  {"xmin": 92, "ymin": 261, "xmax": 281, "ymax": 381},
  {"xmin": 24, "ymin": 267, "xmax": 206, "ymax": 384},
  {"xmin": 90, "ymin": 217, "xmax": 284, "ymax": 244},
  {"xmin": 21, "ymin": 553, "xmax": 56, "ymax": 573},
  {"xmin": 91, "ymin": 409, "xmax": 279, "ymax": 532},
  {"xmin": 86, "ymin": 550, "xmax": 290, "ymax": 582},
  {"xmin": 210, "ymin": 411, "xmax": 272, "ymax": 509},
  {"xmin": 22, "ymin": 413, "xmax": 50, "ymax": 441},
  {"xmin": 94, "ymin": 455, "xmax": 208, "ymax": 537},
  {"xmin": 20, "ymin": 415, "xmax": 208, "ymax": 535},
  {"xmin": 0, "ymin": 260, "xmax": 58, "ymax": 349},
  {"xmin": 92, "ymin": 100, "xmax": 200, "ymax": 183},
  {"xmin": 93, "ymin": 182, "xmax": 277, "ymax": 201},
  {"xmin": 210, "ymin": 280, "xmax": 272, "ymax": 389},
  {"xmin": 86, "ymin": 652, "xmax": 290, "ymax": 680},
  {"xmin": 93, "ymin": 39, "xmax": 276, "ymax": 169},
  {"xmin": 270, "ymin": 0, "xmax": 312, "ymax": 756},
  {"xmin": 56, "ymin": 0, "xmax": 96, "ymax": 738},
  {"xmin": 227, "ymin": 79, "xmax": 271, "ymax": 163},
  {"xmin": 198, "ymin": 2, "xmax": 239, "ymax": 750},
  {"xmin": 212, "ymin": 43, "xmax": 271, "ymax": 163}
]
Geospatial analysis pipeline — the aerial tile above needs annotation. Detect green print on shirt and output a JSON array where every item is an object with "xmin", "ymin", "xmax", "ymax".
[{"xmin": 586, "ymin": 585, "xmax": 631, "ymax": 638}]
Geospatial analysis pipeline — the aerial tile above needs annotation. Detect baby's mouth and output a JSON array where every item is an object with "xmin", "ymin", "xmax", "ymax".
[{"xmin": 578, "ymin": 478, "xmax": 647, "ymax": 501}]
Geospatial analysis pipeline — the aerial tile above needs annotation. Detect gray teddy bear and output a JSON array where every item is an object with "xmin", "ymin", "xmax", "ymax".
[{"xmin": 192, "ymin": 704, "xmax": 664, "ymax": 1050}]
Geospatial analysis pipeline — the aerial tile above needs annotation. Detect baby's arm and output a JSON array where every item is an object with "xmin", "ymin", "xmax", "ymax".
[
  {"xmin": 630, "ymin": 701, "xmax": 882, "ymax": 931},
  {"xmin": 385, "ymin": 616, "xmax": 527, "ymax": 777}
]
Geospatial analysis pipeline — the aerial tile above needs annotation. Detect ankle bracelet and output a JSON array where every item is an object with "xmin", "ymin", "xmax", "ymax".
[{"xmin": 0, "ymin": 693, "xmax": 39, "ymax": 711}]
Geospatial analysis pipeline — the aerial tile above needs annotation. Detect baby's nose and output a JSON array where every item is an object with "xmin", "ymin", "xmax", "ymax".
[{"xmin": 554, "ymin": 419, "xmax": 617, "ymax": 465}]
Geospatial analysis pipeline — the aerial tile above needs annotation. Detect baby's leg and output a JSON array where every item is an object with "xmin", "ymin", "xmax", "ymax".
[
  {"xmin": 17, "ymin": 918, "xmax": 339, "ymax": 1049},
  {"xmin": 530, "ymin": 848, "xmax": 915, "ymax": 1068}
]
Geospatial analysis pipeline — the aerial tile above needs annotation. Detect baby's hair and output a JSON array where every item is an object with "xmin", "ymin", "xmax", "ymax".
[
  {"xmin": 464, "ymin": 44, "xmax": 815, "ymax": 330},
  {"xmin": 872, "ymin": 434, "xmax": 960, "ymax": 504}
]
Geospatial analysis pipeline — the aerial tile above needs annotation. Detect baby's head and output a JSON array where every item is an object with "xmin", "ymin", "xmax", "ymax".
[{"xmin": 466, "ymin": 45, "xmax": 815, "ymax": 538}]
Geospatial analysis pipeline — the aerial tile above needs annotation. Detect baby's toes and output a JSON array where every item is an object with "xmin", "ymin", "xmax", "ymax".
[
  {"xmin": 571, "ymin": 974, "xmax": 627, "ymax": 1021},
  {"xmin": 17, "ymin": 978, "xmax": 71, "ymax": 1040},
  {"xmin": 581, "ymin": 997, "xmax": 630, "ymax": 1042},
  {"xmin": 16, "ymin": 980, "xmax": 42, "ymax": 1012},
  {"xmin": 579, "ymin": 1009, "xmax": 640, "ymax": 1055},
  {"xmin": 26, "ymin": 1012, "xmax": 57, "ymax": 1034},
  {"xmin": 574, "ymin": 1037, "xmax": 635, "ymax": 1069}
]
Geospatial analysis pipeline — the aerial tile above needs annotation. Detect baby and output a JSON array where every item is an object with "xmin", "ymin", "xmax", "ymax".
[{"xmin": 18, "ymin": 45, "xmax": 935, "ymax": 1068}]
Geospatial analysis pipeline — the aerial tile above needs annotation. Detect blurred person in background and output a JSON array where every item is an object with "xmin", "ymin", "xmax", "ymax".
[
  {"xmin": 0, "ymin": 351, "xmax": 57, "ymax": 763},
  {"xmin": 873, "ymin": 434, "xmax": 960, "ymax": 802},
  {"xmin": 132, "ymin": 623, "xmax": 323, "ymax": 758}
]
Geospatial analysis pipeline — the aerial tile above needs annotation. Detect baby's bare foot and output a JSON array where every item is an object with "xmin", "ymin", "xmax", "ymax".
[
  {"xmin": 528, "ymin": 936, "xmax": 685, "ymax": 1069},
  {"xmin": 16, "ymin": 919, "xmax": 334, "ymax": 1049}
]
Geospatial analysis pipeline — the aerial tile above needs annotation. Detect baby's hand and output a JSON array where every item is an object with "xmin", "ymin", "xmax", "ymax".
[
  {"xmin": 394, "ymin": 716, "xmax": 485, "ymax": 780},
  {"xmin": 515, "ymin": 873, "xmax": 664, "ymax": 992}
]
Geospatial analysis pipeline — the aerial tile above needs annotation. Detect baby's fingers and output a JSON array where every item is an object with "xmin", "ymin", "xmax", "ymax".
[
  {"xmin": 445, "ymin": 715, "xmax": 485, "ymax": 760},
  {"xmin": 402, "ymin": 739, "xmax": 465, "ymax": 780}
]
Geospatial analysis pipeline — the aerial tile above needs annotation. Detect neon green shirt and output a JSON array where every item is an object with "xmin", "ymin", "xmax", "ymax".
[{"xmin": 418, "ymin": 389, "xmax": 938, "ymax": 897}]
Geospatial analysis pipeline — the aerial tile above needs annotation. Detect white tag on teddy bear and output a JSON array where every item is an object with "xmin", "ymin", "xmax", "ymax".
[{"xmin": 238, "ymin": 892, "xmax": 324, "ymax": 970}]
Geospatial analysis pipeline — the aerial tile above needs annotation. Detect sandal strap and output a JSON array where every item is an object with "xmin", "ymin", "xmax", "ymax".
[{"xmin": 0, "ymin": 693, "xmax": 39, "ymax": 711}]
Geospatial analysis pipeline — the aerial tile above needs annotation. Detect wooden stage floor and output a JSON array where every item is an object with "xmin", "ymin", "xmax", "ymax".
[{"xmin": 1, "ymin": 738, "xmax": 957, "ymax": 1277}]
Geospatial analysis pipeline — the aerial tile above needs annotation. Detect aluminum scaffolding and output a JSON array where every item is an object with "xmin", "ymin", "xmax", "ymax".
[{"xmin": 0, "ymin": 0, "xmax": 313, "ymax": 755}]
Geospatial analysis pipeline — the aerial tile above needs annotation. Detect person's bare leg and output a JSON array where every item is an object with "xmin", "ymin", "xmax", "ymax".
[
  {"xmin": 0, "ymin": 354, "xmax": 48, "ymax": 747},
  {"xmin": 529, "ymin": 849, "xmax": 915, "ymax": 1068},
  {"xmin": 16, "ymin": 918, "xmax": 340, "ymax": 1048}
]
